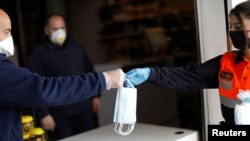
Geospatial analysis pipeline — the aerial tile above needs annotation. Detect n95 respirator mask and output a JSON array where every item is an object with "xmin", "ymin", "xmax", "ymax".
[{"xmin": 50, "ymin": 29, "xmax": 66, "ymax": 46}]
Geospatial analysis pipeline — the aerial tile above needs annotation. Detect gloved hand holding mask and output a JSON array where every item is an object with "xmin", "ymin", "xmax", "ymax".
[{"xmin": 125, "ymin": 67, "xmax": 151, "ymax": 86}]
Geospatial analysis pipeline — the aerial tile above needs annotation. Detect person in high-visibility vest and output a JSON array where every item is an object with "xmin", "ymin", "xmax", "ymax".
[{"xmin": 125, "ymin": 1, "xmax": 250, "ymax": 125}]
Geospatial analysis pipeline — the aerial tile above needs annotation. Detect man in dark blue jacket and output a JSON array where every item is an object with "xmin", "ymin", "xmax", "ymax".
[
  {"xmin": 0, "ymin": 9, "xmax": 125, "ymax": 141},
  {"xmin": 28, "ymin": 14, "xmax": 102, "ymax": 140}
]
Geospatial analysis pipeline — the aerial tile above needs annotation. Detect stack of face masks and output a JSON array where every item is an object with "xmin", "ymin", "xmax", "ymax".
[
  {"xmin": 113, "ymin": 79, "xmax": 137, "ymax": 136},
  {"xmin": 235, "ymin": 89, "xmax": 250, "ymax": 125}
]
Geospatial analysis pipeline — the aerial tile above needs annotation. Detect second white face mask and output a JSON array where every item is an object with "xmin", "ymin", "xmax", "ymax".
[
  {"xmin": 50, "ymin": 29, "xmax": 66, "ymax": 46},
  {"xmin": 0, "ymin": 35, "xmax": 14, "ymax": 57},
  {"xmin": 235, "ymin": 89, "xmax": 250, "ymax": 125}
]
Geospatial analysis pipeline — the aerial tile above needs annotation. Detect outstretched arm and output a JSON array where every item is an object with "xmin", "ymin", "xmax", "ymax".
[
  {"xmin": 125, "ymin": 55, "xmax": 221, "ymax": 90},
  {"xmin": 0, "ymin": 59, "xmax": 124, "ymax": 107}
]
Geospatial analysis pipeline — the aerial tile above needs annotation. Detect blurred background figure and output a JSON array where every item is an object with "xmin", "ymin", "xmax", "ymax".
[{"xmin": 28, "ymin": 13, "xmax": 101, "ymax": 141}]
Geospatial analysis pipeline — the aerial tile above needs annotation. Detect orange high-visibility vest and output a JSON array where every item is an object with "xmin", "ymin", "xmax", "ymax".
[{"xmin": 219, "ymin": 52, "xmax": 250, "ymax": 107}]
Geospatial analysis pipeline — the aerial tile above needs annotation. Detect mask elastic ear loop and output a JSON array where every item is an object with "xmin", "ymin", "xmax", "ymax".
[
  {"xmin": 115, "ymin": 124, "xmax": 134, "ymax": 136},
  {"xmin": 114, "ymin": 123, "xmax": 119, "ymax": 134},
  {"xmin": 124, "ymin": 124, "xmax": 134, "ymax": 135},
  {"xmin": 114, "ymin": 123, "xmax": 127, "ymax": 136}
]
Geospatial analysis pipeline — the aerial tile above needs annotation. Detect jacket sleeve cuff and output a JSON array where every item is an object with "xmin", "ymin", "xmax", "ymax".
[
  {"xmin": 102, "ymin": 72, "xmax": 111, "ymax": 90},
  {"xmin": 148, "ymin": 67, "xmax": 157, "ymax": 82}
]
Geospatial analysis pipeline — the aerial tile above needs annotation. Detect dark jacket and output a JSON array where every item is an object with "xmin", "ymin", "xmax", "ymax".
[
  {"xmin": 0, "ymin": 53, "xmax": 106, "ymax": 141},
  {"xmin": 28, "ymin": 37, "xmax": 99, "ymax": 118},
  {"xmin": 149, "ymin": 53, "xmax": 237, "ymax": 124}
]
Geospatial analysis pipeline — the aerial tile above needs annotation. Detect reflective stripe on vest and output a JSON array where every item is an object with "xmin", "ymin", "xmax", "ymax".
[
  {"xmin": 220, "ymin": 95, "xmax": 240, "ymax": 108},
  {"xmin": 219, "ymin": 52, "xmax": 250, "ymax": 101}
]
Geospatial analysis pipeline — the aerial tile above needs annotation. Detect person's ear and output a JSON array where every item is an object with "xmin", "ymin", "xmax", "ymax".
[{"xmin": 44, "ymin": 27, "xmax": 49, "ymax": 36}]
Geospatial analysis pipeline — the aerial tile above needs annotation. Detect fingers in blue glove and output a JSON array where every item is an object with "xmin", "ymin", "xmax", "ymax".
[
  {"xmin": 125, "ymin": 67, "xmax": 151, "ymax": 85},
  {"xmin": 125, "ymin": 69, "xmax": 139, "ymax": 78}
]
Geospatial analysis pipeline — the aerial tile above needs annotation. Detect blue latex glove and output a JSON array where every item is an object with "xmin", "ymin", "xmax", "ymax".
[{"xmin": 125, "ymin": 67, "xmax": 151, "ymax": 86}]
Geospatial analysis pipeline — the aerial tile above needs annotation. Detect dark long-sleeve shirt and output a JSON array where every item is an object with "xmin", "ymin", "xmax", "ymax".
[
  {"xmin": 28, "ymin": 37, "xmax": 99, "ymax": 118},
  {"xmin": 149, "ymin": 54, "xmax": 236, "ymax": 124},
  {"xmin": 149, "ymin": 55, "xmax": 221, "ymax": 89},
  {"xmin": 0, "ymin": 53, "xmax": 106, "ymax": 141}
]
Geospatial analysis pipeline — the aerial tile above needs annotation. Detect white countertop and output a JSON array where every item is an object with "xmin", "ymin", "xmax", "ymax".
[{"xmin": 59, "ymin": 123, "xmax": 199, "ymax": 141}]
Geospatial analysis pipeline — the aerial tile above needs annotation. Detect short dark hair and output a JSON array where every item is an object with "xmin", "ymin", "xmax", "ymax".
[{"xmin": 234, "ymin": 1, "xmax": 250, "ymax": 19}]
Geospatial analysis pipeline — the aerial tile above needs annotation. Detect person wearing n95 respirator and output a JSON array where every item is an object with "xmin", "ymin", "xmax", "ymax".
[
  {"xmin": 44, "ymin": 15, "xmax": 67, "ymax": 46},
  {"xmin": 29, "ymin": 14, "xmax": 105, "ymax": 141}
]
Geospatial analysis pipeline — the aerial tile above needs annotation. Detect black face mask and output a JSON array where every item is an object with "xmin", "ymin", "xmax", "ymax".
[{"xmin": 229, "ymin": 30, "xmax": 247, "ymax": 50}]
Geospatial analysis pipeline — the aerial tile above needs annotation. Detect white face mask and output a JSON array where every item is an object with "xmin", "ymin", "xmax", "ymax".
[
  {"xmin": 50, "ymin": 29, "xmax": 66, "ymax": 46},
  {"xmin": 0, "ymin": 35, "xmax": 14, "ymax": 57},
  {"xmin": 113, "ymin": 79, "xmax": 137, "ymax": 136}
]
